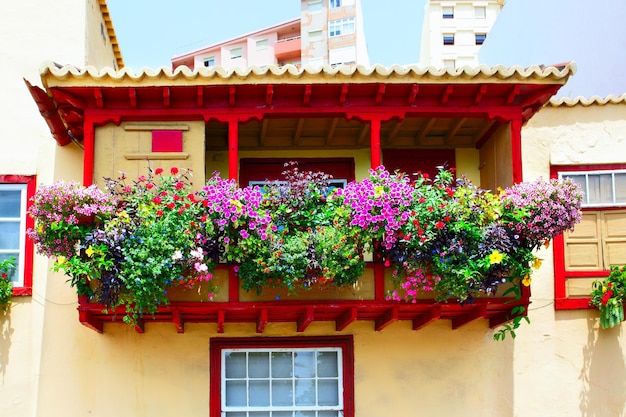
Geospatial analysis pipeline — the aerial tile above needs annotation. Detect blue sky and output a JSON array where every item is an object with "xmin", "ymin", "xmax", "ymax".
[{"xmin": 106, "ymin": 0, "xmax": 424, "ymax": 70}]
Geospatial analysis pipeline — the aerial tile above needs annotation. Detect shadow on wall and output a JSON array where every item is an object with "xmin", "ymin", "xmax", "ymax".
[
  {"xmin": 580, "ymin": 318, "xmax": 626, "ymax": 416},
  {"xmin": 0, "ymin": 312, "xmax": 14, "ymax": 382}
]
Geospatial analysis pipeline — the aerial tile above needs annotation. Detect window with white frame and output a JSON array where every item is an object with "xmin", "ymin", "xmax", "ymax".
[
  {"xmin": 309, "ymin": 30, "xmax": 323, "ymax": 42},
  {"xmin": 0, "ymin": 177, "xmax": 34, "ymax": 290},
  {"xmin": 329, "ymin": 17, "xmax": 355, "ymax": 37},
  {"xmin": 560, "ymin": 169, "xmax": 626, "ymax": 208},
  {"xmin": 330, "ymin": 0, "xmax": 342, "ymax": 8},
  {"xmin": 203, "ymin": 56, "xmax": 215, "ymax": 67},
  {"xmin": 230, "ymin": 47, "xmax": 243, "ymax": 59},
  {"xmin": 211, "ymin": 337, "xmax": 354, "ymax": 417},
  {"xmin": 443, "ymin": 34, "xmax": 455, "ymax": 45},
  {"xmin": 442, "ymin": 6, "xmax": 454, "ymax": 18},
  {"xmin": 308, "ymin": 0, "xmax": 322, "ymax": 12},
  {"xmin": 475, "ymin": 6, "xmax": 486, "ymax": 19},
  {"xmin": 475, "ymin": 33, "xmax": 487, "ymax": 45},
  {"xmin": 256, "ymin": 39, "xmax": 269, "ymax": 51}
]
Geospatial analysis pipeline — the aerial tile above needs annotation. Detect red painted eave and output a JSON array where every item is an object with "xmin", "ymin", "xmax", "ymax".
[{"xmin": 24, "ymin": 79, "xmax": 73, "ymax": 146}]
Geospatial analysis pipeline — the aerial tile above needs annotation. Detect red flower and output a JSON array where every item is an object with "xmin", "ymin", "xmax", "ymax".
[
  {"xmin": 156, "ymin": 209, "xmax": 163, "ymax": 217},
  {"xmin": 435, "ymin": 221, "xmax": 445, "ymax": 229},
  {"xmin": 200, "ymin": 215, "xmax": 207, "ymax": 222},
  {"xmin": 427, "ymin": 206, "xmax": 434, "ymax": 212},
  {"xmin": 443, "ymin": 216, "xmax": 451, "ymax": 222},
  {"xmin": 419, "ymin": 197, "xmax": 426, "ymax": 203},
  {"xmin": 145, "ymin": 183, "xmax": 154, "ymax": 189},
  {"xmin": 1, "ymin": 273, "xmax": 6, "ymax": 279},
  {"xmin": 152, "ymin": 196, "xmax": 162, "ymax": 204},
  {"xmin": 171, "ymin": 167, "xmax": 179, "ymax": 175},
  {"xmin": 175, "ymin": 181, "xmax": 184, "ymax": 190},
  {"xmin": 166, "ymin": 202, "xmax": 176, "ymax": 210},
  {"xmin": 154, "ymin": 168, "xmax": 163, "ymax": 175}
]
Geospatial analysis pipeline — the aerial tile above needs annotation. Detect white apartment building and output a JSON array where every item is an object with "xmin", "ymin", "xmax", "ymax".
[{"xmin": 420, "ymin": 0, "xmax": 504, "ymax": 68}]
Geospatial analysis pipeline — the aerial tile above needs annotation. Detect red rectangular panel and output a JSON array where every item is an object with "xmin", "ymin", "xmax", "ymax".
[{"xmin": 152, "ymin": 130, "xmax": 183, "ymax": 152}]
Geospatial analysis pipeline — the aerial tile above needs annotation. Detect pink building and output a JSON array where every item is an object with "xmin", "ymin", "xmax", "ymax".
[{"xmin": 171, "ymin": 0, "xmax": 370, "ymax": 70}]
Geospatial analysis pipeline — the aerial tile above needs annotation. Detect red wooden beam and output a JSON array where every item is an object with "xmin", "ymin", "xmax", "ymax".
[
  {"xmin": 370, "ymin": 118, "xmax": 381, "ymax": 168},
  {"xmin": 412, "ymin": 305, "xmax": 441, "ymax": 330},
  {"xmin": 129, "ymin": 88, "xmax": 137, "ymax": 108},
  {"xmin": 451, "ymin": 305, "xmax": 487, "ymax": 329},
  {"xmin": 506, "ymin": 85, "xmax": 521, "ymax": 105},
  {"xmin": 408, "ymin": 84, "xmax": 419, "ymax": 105},
  {"xmin": 510, "ymin": 117, "xmax": 523, "ymax": 183},
  {"xmin": 94, "ymin": 87, "xmax": 103, "ymax": 107},
  {"xmin": 228, "ymin": 119, "xmax": 239, "ymax": 182},
  {"xmin": 257, "ymin": 309, "xmax": 268, "ymax": 333},
  {"xmin": 339, "ymin": 84, "xmax": 348, "ymax": 106},
  {"xmin": 79, "ymin": 310, "xmax": 103, "ymax": 333},
  {"xmin": 303, "ymin": 84, "xmax": 312, "ymax": 106},
  {"xmin": 336, "ymin": 307, "xmax": 357, "ymax": 331},
  {"xmin": 197, "ymin": 86, "xmax": 204, "ymax": 107},
  {"xmin": 217, "ymin": 310, "xmax": 225, "ymax": 333},
  {"xmin": 375, "ymin": 84, "xmax": 386, "ymax": 105},
  {"xmin": 474, "ymin": 85, "xmax": 487, "ymax": 105},
  {"xmin": 83, "ymin": 118, "xmax": 95, "ymax": 186},
  {"xmin": 265, "ymin": 85, "xmax": 273, "ymax": 107},
  {"xmin": 134, "ymin": 318, "xmax": 145, "ymax": 334},
  {"xmin": 163, "ymin": 87, "xmax": 170, "ymax": 108},
  {"xmin": 172, "ymin": 309, "xmax": 184, "ymax": 333},
  {"xmin": 297, "ymin": 306, "xmax": 314, "ymax": 332},
  {"xmin": 229, "ymin": 86, "xmax": 236, "ymax": 106},
  {"xmin": 375, "ymin": 307, "xmax": 398, "ymax": 331},
  {"xmin": 441, "ymin": 85, "xmax": 453, "ymax": 105}
]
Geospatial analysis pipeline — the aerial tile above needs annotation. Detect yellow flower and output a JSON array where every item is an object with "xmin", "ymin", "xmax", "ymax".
[
  {"xmin": 522, "ymin": 276, "xmax": 532, "ymax": 287},
  {"xmin": 230, "ymin": 199, "xmax": 243, "ymax": 213},
  {"xmin": 488, "ymin": 250, "xmax": 503, "ymax": 265},
  {"xmin": 374, "ymin": 185, "xmax": 385, "ymax": 198},
  {"xmin": 85, "ymin": 246, "xmax": 95, "ymax": 257},
  {"xmin": 56, "ymin": 256, "xmax": 66, "ymax": 265},
  {"xmin": 532, "ymin": 258, "xmax": 543, "ymax": 269}
]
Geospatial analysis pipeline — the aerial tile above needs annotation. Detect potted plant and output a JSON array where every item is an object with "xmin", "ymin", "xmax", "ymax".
[
  {"xmin": 590, "ymin": 266, "xmax": 626, "ymax": 329},
  {"xmin": 0, "ymin": 257, "xmax": 15, "ymax": 312},
  {"xmin": 228, "ymin": 162, "xmax": 366, "ymax": 293}
]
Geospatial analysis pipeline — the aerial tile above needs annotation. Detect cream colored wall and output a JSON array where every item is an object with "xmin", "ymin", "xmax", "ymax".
[
  {"xmin": 34, "ymin": 318, "xmax": 516, "ymax": 417},
  {"xmin": 85, "ymin": 0, "xmax": 120, "ymax": 70},
  {"xmin": 512, "ymin": 102, "xmax": 626, "ymax": 417},
  {"xmin": 94, "ymin": 121, "xmax": 206, "ymax": 188},
  {"xmin": 0, "ymin": 1, "xmax": 91, "ymax": 416}
]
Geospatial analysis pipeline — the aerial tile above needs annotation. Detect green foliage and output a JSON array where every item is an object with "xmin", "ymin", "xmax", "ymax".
[
  {"xmin": 0, "ymin": 257, "xmax": 16, "ymax": 312},
  {"xmin": 590, "ymin": 265, "xmax": 626, "ymax": 329}
]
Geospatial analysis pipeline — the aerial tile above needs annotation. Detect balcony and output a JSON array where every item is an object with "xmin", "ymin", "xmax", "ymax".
[
  {"xmin": 275, "ymin": 36, "xmax": 301, "ymax": 61},
  {"xmin": 78, "ymin": 265, "xmax": 529, "ymax": 334}
]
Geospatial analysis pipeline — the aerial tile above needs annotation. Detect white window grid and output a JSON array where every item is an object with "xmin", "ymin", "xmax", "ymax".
[
  {"xmin": 221, "ymin": 347, "xmax": 344, "ymax": 416},
  {"xmin": 474, "ymin": 6, "xmax": 486, "ymax": 19},
  {"xmin": 0, "ymin": 184, "xmax": 27, "ymax": 286},
  {"xmin": 308, "ymin": 0, "xmax": 322, "ymax": 12},
  {"xmin": 442, "ymin": 6, "xmax": 454, "ymax": 18},
  {"xmin": 329, "ymin": 17, "xmax": 355, "ymax": 37},
  {"xmin": 203, "ymin": 57, "xmax": 215, "ymax": 67},
  {"xmin": 231, "ymin": 47, "xmax": 243, "ymax": 59},
  {"xmin": 256, "ymin": 39, "xmax": 269, "ymax": 51},
  {"xmin": 330, "ymin": 0, "xmax": 342, "ymax": 8},
  {"xmin": 559, "ymin": 169, "xmax": 626, "ymax": 208}
]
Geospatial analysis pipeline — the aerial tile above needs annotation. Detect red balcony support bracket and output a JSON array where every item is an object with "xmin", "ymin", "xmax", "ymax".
[
  {"xmin": 412, "ymin": 305, "xmax": 441, "ymax": 330},
  {"xmin": 451, "ymin": 305, "xmax": 487, "ymax": 329},
  {"xmin": 134, "ymin": 319, "xmax": 145, "ymax": 334},
  {"xmin": 336, "ymin": 307, "xmax": 358, "ymax": 331},
  {"xmin": 172, "ymin": 309, "xmax": 184, "ymax": 333},
  {"xmin": 375, "ymin": 307, "xmax": 398, "ymax": 331},
  {"xmin": 79, "ymin": 310, "xmax": 103, "ymax": 333},
  {"xmin": 297, "ymin": 307, "xmax": 315, "ymax": 332},
  {"xmin": 217, "ymin": 310, "xmax": 225, "ymax": 333},
  {"xmin": 257, "ymin": 309, "xmax": 268, "ymax": 333}
]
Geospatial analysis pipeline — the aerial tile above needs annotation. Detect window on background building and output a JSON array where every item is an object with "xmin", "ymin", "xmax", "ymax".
[
  {"xmin": 256, "ymin": 39, "xmax": 269, "ymax": 51},
  {"xmin": 475, "ymin": 33, "xmax": 487, "ymax": 45},
  {"xmin": 442, "ymin": 6, "xmax": 454, "ymax": 19},
  {"xmin": 329, "ymin": 17, "xmax": 355, "ymax": 37},
  {"xmin": 309, "ymin": 0, "xmax": 322, "ymax": 12},
  {"xmin": 443, "ymin": 59, "xmax": 456, "ymax": 69},
  {"xmin": 308, "ymin": 57, "xmax": 324, "ymax": 68},
  {"xmin": 553, "ymin": 165, "xmax": 626, "ymax": 307},
  {"xmin": 475, "ymin": 6, "xmax": 486, "ymax": 19},
  {"xmin": 443, "ymin": 34, "xmax": 455, "ymax": 45},
  {"xmin": 230, "ymin": 47, "xmax": 243, "ymax": 59},
  {"xmin": 203, "ymin": 56, "xmax": 215, "ymax": 67},
  {"xmin": 330, "ymin": 0, "xmax": 342, "ymax": 8},
  {"xmin": 309, "ymin": 30, "xmax": 323, "ymax": 42},
  {"xmin": 0, "ymin": 175, "xmax": 35, "ymax": 293},
  {"xmin": 210, "ymin": 337, "xmax": 354, "ymax": 417}
]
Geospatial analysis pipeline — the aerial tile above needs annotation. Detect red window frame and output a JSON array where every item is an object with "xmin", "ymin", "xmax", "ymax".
[
  {"xmin": 551, "ymin": 164, "xmax": 626, "ymax": 310},
  {"xmin": 209, "ymin": 336, "xmax": 354, "ymax": 417},
  {"xmin": 0, "ymin": 175, "xmax": 36, "ymax": 296}
]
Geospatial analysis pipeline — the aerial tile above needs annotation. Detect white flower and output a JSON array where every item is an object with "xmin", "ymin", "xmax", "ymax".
[
  {"xmin": 190, "ymin": 247, "xmax": 204, "ymax": 260},
  {"xmin": 172, "ymin": 250, "xmax": 183, "ymax": 261}
]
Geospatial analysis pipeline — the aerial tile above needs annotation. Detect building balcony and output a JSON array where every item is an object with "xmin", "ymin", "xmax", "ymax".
[{"xmin": 275, "ymin": 36, "xmax": 301, "ymax": 61}]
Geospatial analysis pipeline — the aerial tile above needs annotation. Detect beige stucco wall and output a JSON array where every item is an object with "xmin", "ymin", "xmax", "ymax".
[
  {"xmin": 511, "ymin": 102, "xmax": 626, "ymax": 417},
  {"xmin": 85, "ymin": 0, "xmax": 121, "ymax": 70}
]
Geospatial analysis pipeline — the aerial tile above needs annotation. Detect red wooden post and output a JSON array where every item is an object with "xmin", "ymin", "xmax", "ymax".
[
  {"xmin": 228, "ymin": 118, "xmax": 239, "ymax": 182},
  {"xmin": 83, "ymin": 117, "xmax": 95, "ymax": 186},
  {"xmin": 370, "ymin": 118, "xmax": 381, "ymax": 169},
  {"xmin": 510, "ymin": 117, "xmax": 523, "ymax": 183}
]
